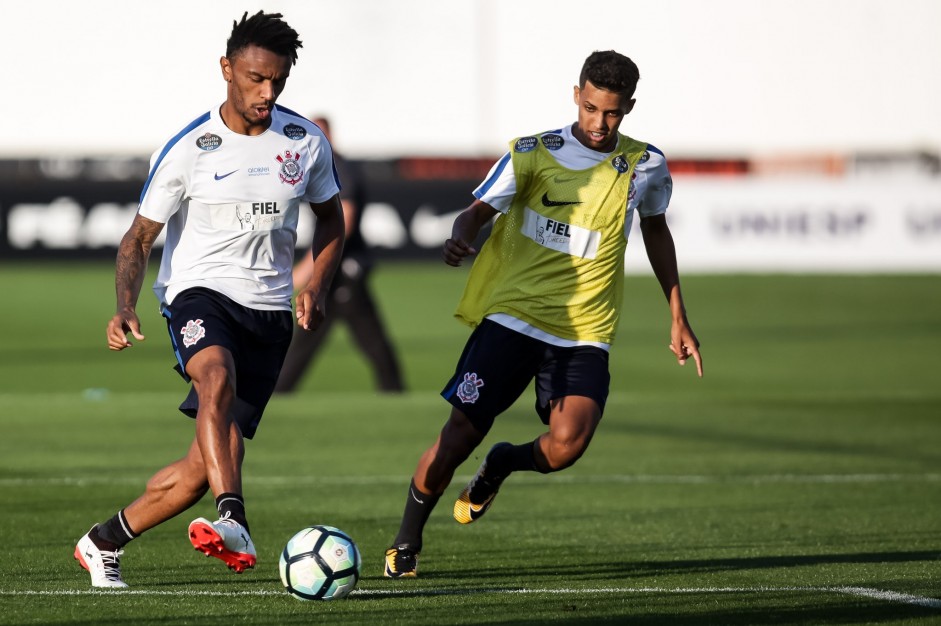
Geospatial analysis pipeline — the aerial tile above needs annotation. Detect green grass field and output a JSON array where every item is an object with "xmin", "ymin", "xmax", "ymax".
[{"xmin": 1, "ymin": 262, "xmax": 939, "ymax": 624}]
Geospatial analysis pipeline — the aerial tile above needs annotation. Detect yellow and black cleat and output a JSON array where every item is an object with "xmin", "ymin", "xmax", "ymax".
[
  {"xmin": 453, "ymin": 447, "xmax": 508, "ymax": 524},
  {"xmin": 384, "ymin": 545, "xmax": 419, "ymax": 578}
]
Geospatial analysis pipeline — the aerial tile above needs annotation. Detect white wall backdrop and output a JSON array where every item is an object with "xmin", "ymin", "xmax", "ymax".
[{"xmin": 1, "ymin": 0, "xmax": 939, "ymax": 158}]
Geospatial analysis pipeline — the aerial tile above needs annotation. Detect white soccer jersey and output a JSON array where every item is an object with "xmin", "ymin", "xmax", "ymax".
[
  {"xmin": 138, "ymin": 104, "xmax": 340, "ymax": 311},
  {"xmin": 473, "ymin": 123, "xmax": 672, "ymax": 239}
]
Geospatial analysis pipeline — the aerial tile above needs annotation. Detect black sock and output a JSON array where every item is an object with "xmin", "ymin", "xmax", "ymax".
[
  {"xmin": 487, "ymin": 439, "xmax": 548, "ymax": 478},
  {"xmin": 392, "ymin": 479, "xmax": 440, "ymax": 551},
  {"xmin": 216, "ymin": 492, "xmax": 249, "ymax": 534},
  {"xmin": 94, "ymin": 509, "xmax": 138, "ymax": 549}
]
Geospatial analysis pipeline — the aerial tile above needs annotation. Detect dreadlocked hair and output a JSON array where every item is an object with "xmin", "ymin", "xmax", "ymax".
[{"xmin": 226, "ymin": 11, "xmax": 303, "ymax": 65}]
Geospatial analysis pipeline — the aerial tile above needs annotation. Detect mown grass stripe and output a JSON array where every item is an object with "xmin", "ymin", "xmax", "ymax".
[
  {"xmin": 2, "ymin": 586, "xmax": 939, "ymax": 608},
  {"xmin": 2, "ymin": 473, "xmax": 939, "ymax": 487}
]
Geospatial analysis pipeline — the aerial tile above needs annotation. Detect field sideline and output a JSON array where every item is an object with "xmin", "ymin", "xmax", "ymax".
[{"xmin": 0, "ymin": 262, "xmax": 939, "ymax": 624}]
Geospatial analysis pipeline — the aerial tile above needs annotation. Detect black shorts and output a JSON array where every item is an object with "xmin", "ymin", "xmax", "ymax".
[
  {"xmin": 162, "ymin": 287, "xmax": 293, "ymax": 439},
  {"xmin": 440, "ymin": 319, "xmax": 610, "ymax": 433}
]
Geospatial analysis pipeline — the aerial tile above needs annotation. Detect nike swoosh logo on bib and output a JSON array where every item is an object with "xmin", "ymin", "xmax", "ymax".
[
  {"xmin": 214, "ymin": 170, "xmax": 239, "ymax": 181},
  {"xmin": 541, "ymin": 192, "xmax": 581, "ymax": 207}
]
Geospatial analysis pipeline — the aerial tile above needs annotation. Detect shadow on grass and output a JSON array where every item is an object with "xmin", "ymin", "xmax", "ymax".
[
  {"xmin": 346, "ymin": 583, "xmax": 939, "ymax": 625},
  {"xmin": 609, "ymin": 418, "xmax": 941, "ymax": 465},
  {"xmin": 448, "ymin": 548, "xmax": 941, "ymax": 581}
]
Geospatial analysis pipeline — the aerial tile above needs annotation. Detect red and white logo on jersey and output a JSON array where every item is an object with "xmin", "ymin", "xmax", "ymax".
[
  {"xmin": 456, "ymin": 372, "xmax": 484, "ymax": 404},
  {"xmin": 276, "ymin": 150, "xmax": 303, "ymax": 186},
  {"xmin": 180, "ymin": 319, "xmax": 206, "ymax": 348}
]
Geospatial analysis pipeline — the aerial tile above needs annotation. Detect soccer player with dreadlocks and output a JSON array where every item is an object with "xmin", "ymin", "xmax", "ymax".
[{"xmin": 74, "ymin": 11, "xmax": 344, "ymax": 588}]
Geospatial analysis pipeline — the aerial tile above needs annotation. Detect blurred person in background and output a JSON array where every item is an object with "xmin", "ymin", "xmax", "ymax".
[{"xmin": 275, "ymin": 115, "xmax": 405, "ymax": 394}]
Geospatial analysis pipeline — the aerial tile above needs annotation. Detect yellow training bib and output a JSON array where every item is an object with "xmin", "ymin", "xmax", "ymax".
[{"xmin": 456, "ymin": 131, "xmax": 649, "ymax": 344}]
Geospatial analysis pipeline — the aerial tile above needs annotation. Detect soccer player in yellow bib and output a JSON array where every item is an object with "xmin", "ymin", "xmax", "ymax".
[{"xmin": 383, "ymin": 50, "xmax": 703, "ymax": 578}]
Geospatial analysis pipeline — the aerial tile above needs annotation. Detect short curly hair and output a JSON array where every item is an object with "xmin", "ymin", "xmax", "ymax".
[
  {"xmin": 226, "ymin": 11, "xmax": 303, "ymax": 65},
  {"xmin": 579, "ymin": 50, "xmax": 640, "ymax": 98}
]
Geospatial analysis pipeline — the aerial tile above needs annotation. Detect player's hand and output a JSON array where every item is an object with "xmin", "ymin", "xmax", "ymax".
[
  {"xmin": 296, "ymin": 288, "xmax": 326, "ymax": 331},
  {"xmin": 442, "ymin": 237, "xmax": 477, "ymax": 266},
  {"xmin": 107, "ymin": 310, "xmax": 145, "ymax": 351},
  {"xmin": 669, "ymin": 323, "xmax": 703, "ymax": 377}
]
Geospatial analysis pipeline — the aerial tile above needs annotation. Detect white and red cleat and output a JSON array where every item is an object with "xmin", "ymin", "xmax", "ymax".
[
  {"xmin": 188, "ymin": 516, "xmax": 256, "ymax": 573},
  {"xmin": 74, "ymin": 525, "xmax": 128, "ymax": 588}
]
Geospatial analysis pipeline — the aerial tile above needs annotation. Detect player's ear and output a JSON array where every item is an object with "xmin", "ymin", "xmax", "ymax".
[
  {"xmin": 220, "ymin": 56, "xmax": 233, "ymax": 83},
  {"xmin": 573, "ymin": 85, "xmax": 580, "ymax": 105},
  {"xmin": 623, "ymin": 98, "xmax": 636, "ymax": 115}
]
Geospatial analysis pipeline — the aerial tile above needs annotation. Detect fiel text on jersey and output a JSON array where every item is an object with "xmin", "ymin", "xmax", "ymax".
[{"xmin": 252, "ymin": 202, "xmax": 280, "ymax": 215}]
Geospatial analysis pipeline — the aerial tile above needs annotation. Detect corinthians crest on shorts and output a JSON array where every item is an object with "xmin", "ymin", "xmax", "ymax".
[
  {"xmin": 456, "ymin": 372, "xmax": 484, "ymax": 403},
  {"xmin": 276, "ymin": 150, "xmax": 304, "ymax": 186},
  {"xmin": 181, "ymin": 319, "xmax": 206, "ymax": 347}
]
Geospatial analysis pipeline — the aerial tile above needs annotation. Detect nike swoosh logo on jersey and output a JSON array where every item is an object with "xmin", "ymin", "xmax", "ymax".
[
  {"xmin": 214, "ymin": 170, "xmax": 239, "ymax": 180},
  {"xmin": 541, "ymin": 192, "xmax": 581, "ymax": 207}
]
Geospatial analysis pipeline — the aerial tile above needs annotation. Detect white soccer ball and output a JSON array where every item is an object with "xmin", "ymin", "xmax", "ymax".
[{"xmin": 279, "ymin": 525, "xmax": 361, "ymax": 601}]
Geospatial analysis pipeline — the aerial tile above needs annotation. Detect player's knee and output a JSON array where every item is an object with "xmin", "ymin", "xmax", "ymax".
[
  {"xmin": 201, "ymin": 365, "xmax": 235, "ymax": 395},
  {"xmin": 442, "ymin": 408, "xmax": 487, "ymax": 450},
  {"xmin": 187, "ymin": 348, "xmax": 237, "ymax": 399},
  {"xmin": 434, "ymin": 429, "xmax": 478, "ymax": 468},
  {"xmin": 543, "ymin": 431, "xmax": 591, "ymax": 471}
]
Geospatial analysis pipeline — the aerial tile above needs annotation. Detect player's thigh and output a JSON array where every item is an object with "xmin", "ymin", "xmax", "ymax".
[
  {"xmin": 534, "ymin": 345, "xmax": 610, "ymax": 426},
  {"xmin": 212, "ymin": 307, "xmax": 292, "ymax": 439},
  {"xmin": 232, "ymin": 306, "xmax": 293, "ymax": 407},
  {"xmin": 186, "ymin": 345, "xmax": 237, "ymax": 395},
  {"xmin": 547, "ymin": 395, "xmax": 602, "ymax": 444},
  {"xmin": 440, "ymin": 319, "xmax": 543, "ymax": 434},
  {"xmin": 163, "ymin": 287, "xmax": 240, "ymax": 385},
  {"xmin": 167, "ymin": 287, "xmax": 292, "ymax": 439},
  {"xmin": 438, "ymin": 406, "xmax": 488, "ymax": 452}
]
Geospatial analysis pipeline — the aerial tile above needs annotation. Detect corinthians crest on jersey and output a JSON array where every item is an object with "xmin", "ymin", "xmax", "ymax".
[{"xmin": 276, "ymin": 150, "xmax": 304, "ymax": 186}]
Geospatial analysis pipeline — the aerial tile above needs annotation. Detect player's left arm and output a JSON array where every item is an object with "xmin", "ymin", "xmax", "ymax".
[
  {"xmin": 296, "ymin": 193, "xmax": 345, "ymax": 330},
  {"xmin": 639, "ymin": 214, "xmax": 703, "ymax": 377},
  {"xmin": 291, "ymin": 196, "xmax": 358, "ymax": 290}
]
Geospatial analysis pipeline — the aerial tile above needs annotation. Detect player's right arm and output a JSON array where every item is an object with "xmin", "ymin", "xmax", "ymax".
[
  {"xmin": 107, "ymin": 214, "xmax": 165, "ymax": 351},
  {"xmin": 443, "ymin": 200, "xmax": 498, "ymax": 266}
]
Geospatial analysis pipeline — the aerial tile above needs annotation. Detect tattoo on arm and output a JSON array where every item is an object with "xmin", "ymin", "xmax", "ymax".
[{"xmin": 115, "ymin": 216, "xmax": 163, "ymax": 312}]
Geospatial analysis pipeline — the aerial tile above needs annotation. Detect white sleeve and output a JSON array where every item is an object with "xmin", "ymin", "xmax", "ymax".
[
  {"xmin": 472, "ymin": 152, "xmax": 516, "ymax": 214},
  {"xmin": 138, "ymin": 145, "xmax": 188, "ymax": 224},
  {"xmin": 631, "ymin": 147, "xmax": 672, "ymax": 218},
  {"xmin": 303, "ymin": 135, "xmax": 341, "ymax": 204}
]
